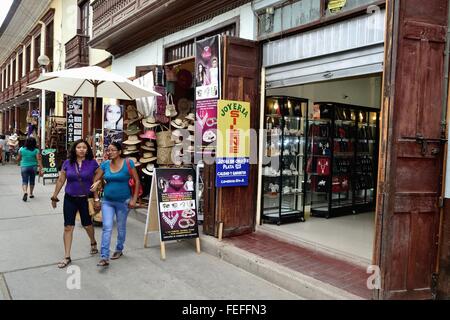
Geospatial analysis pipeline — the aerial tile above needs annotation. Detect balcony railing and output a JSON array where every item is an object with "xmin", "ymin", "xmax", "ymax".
[
  {"xmin": 90, "ymin": 0, "xmax": 250, "ymax": 56},
  {"xmin": 13, "ymin": 81, "xmax": 21, "ymax": 96},
  {"xmin": 65, "ymin": 34, "xmax": 90, "ymax": 69},
  {"xmin": 20, "ymin": 74, "xmax": 29, "ymax": 94}
]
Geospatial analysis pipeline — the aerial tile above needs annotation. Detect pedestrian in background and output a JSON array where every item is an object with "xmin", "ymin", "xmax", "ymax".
[
  {"xmin": 0, "ymin": 134, "xmax": 5, "ymax": 165},
  {"xmin": 51, "ymin": 139, "xmax": 100, "ymax": 269},
  {"xmin": 16, "ymin": 137, "xmax": 43, "ymax": 201},
  {"xmin": 91, "ymin": 142, "xmax": 140, "ymax": 267}
]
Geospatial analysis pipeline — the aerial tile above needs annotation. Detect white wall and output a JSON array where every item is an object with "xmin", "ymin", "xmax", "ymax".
[
  {"xmin": 267, "ymin": 75, "xmax": 383, "ymax": 112},
  {"xmin": 112, "ymin": 3, "xmax": 256, "ymax": 78}
]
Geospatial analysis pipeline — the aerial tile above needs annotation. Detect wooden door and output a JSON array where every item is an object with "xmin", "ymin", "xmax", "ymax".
[
  {"xmin": 375, "ymin": 0, "xmax": 448, "ymax": 300},
  {"xmin": 203, "ymin": 36, "xmax": 260, "ymax": 237}
]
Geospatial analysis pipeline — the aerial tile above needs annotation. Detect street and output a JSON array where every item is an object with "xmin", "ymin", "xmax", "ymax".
[{"xmin": 0, "ymin": 163, "xmax": 301, "ymax": 300}]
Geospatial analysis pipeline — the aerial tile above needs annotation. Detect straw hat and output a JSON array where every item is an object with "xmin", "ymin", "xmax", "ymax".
[
  {"xmin": 188, "ymin": 125, "xmax": 195, "ymax": 132},
  {"xmin": 185, "ymin": 113, "xmax": 195, "ymax": 121},
  {"xmin": 171, "ymin": 118, "xmax": 186, "ymax": 129},
  {"xmin": 126, "ymin": 105, "xmax": 140, "ymax": 120},
  {"xmin": 125, "ymin": 124, "xmax": 141, "ymax": 135},
  {"xmin": 187, "ymin": 135, "xmax": 195, "ymax": 142},
  {"xmin": 123, "ymin": 135, "xmax": 142, "ymax": 145},
  {"xmin": 186, "ymin": 145, "xmax": 195, "ymax": 153},
  {"xmin": 123, "ymin": 145, "xmax": 139, "ymax": 155},
  {"xmin": 124, "ymin": 117, "xmax": 139, "ymax": 125},
  {"xmin": 140, "ymin": 152, "xmax": 157, "ymax": 163},
  {"xmin": 140, "ymin": 130, "xmax": 157, "ymax": 140},
  {"xmin": 142, "ymin": 163, "xmax": 155, "ymax": 176},
  {"xmin": 141, "ymin": 141, "xmax": 155, "ymax": 151},
  {"xmin": 142, "ymin": 116, "xmax": 158, "ymax": 128},
  {"xmin": 176, "ymin": 98, "xmax": 192, "ymax": 119}
]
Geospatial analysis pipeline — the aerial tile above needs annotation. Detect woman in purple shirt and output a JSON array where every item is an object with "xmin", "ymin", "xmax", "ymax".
[{"xmin": 51, "ymin": 139, "xmax": 101, "ymax": 269}]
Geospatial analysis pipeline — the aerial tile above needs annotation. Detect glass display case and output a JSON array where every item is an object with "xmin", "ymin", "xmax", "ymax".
[
  {"xmin": 307, "ymin": 102, "xmax": 379, "ymax": 219},
  {"xmin": 261, "ymin": 96, "xmax": 308, "ymax": 225}
]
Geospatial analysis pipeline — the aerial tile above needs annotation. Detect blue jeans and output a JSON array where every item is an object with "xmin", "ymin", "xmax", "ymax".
[
  {"xmin": 101, "ymin": 199, "xmax": 130, "ymax": 260},
  {"xmin": 21, "ymin": 166, "xmax": 37, "ymax": 186}
]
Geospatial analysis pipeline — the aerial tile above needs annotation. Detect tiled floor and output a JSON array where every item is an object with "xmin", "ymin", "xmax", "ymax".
[
  {"xmin": 226, "ymin": 233, "xmax": 373, "ymax": 299},
  {"xmin": 261, "ymin": 211, "xmax": 375, "ymax": 262}
]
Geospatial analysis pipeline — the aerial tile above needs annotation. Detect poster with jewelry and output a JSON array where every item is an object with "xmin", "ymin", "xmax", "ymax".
[
  {"xmin": 195, "ymin": 99, "xmax": 218, "ymax": 156},
  {"xmin": 195, "ymin": 35, "xmax": 221, "ymax": 101},
  {"xmin": 154, "ymin": 168, "xmax": 199, "ymax": 242},
  {"xmin": 66, "ymin": 97, "xmax": 83, "ymax": 148}
]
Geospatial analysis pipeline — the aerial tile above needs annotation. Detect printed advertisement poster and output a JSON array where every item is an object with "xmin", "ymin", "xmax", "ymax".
[
  {"xmin": 195, "ymin": 35, "xmax": 221, "ymax": 101},
  {"xmin": 195, "ymin": 99, "xmax": 218, "ymax": 156},
  {"xmin": 103, "ymin": 104, "xmax": 124, "ymax": 149},
  {"xmin": 41, "ymin": 149, "xmax": 59, "ymax": 179},
  {"xmin": 66, "ymin": 97, "xmax": 83, "ymax": 147},
  {"xmin": 155, "ymin": 168, "xmax": 199, "ymax": 242},
  {"xmin": 216, "ymin": 100, "xmax": 251, "ymax": 187}
]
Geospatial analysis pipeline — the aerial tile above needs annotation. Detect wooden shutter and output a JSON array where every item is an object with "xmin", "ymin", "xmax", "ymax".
[{"xmin": 375, "ymin": 0, "xmax": 448, "ymax": 300}]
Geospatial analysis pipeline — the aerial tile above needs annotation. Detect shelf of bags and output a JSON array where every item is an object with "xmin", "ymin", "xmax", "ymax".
[
  {"xmin": 309, "ymin": 118, "xmax": 331, "ymax": 122},
  {"xmin": 334, "ymin": 119, "xmax": 355, "ymax": 124},
  {"xmin": 334, "ymin": 152, "xmax": 354, "ymax": 157},
  {"xmin": 358, "ymin": 123, "xmax": 377, "ymax": 127}
]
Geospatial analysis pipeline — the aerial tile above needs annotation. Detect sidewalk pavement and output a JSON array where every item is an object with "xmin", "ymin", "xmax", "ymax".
[{"xmin": 0, "ymin": 163, "xmax": 301, "ymax": 300}]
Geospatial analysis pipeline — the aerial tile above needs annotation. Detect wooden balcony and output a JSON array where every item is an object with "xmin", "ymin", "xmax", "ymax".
[
  {"xmin": 28, "ymin": 68, "xmax": 40, "ymax": 84},
  {"xmin": 13, "ymin": 81, "xmax": 21, "ymax": 96},
  {"xmin": 20, "ymin": 74, "xmax": 29, "ymax": 94},
  {"xmin": 90, "ymin": 0, "xmax": 250, "ymax": 56},
  {"xmin": 65, "ymin": 34, "xmax": 90, "ymax": 69}
]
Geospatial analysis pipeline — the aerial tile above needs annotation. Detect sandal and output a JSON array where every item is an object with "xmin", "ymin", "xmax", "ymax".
[
  {"xmin": 97, "ymin": 259, "xmax": 109, "ymax": 267},
  {"xmin": 57, "ymin": 257, "xmax": 71, "ymax": 269},
  {"xmin": 90, "ymin": 242, "xmax": 98, "ymax": 255},
  {"xmin": 111, "ymin": 251, "xmax": 123, "ymax": 260}
]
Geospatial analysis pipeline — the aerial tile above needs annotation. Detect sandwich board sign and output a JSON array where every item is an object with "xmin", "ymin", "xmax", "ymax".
[{"xmin": 144, "ymin": 168, "xmax": 200, "ymax": 259}]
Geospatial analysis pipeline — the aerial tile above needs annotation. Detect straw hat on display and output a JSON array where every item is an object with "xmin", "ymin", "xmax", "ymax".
[
  {"xmin": 171, "ymin": 118, "xmax": 186, "ymax": 129},
  {"xmin": 140, "ymin": 130, "xmax": 157, "ymax": 140},
  {"xmin": 185, "ymin": 113, "xmax": 195, "ymax": 121},
  {"xmin": 128, "ymin": 157, "xmax": 141, "ymax": 167},
  {"xmin": 8, "ymin": 134, "xmax": 19, "ymax": 147},
  {"xmin": 123, "ymin": 145, "xmax": 139, "ymax": 155},
  {"xmin": 186, "ymin": 145, "xmax": 195, "ymax": 153},
  {"xmin": 176, "ymin": 98, "xmax": 192, "ymax": 120},
  {"xmin": 126, "ymin": 105, "xmax": 140, "ymax": 121},
  {"xmin": 125, "ymin": 124, "xmax": 141, "ymax": 135},
  {"xmin": 124, "ymin": 117, "xmax": 139, "ymax": 125},
  {"xmin": 141, "ymin": 141, "xmax": 156, "ymax": 151},
  {"xmin": 123, "ymin": 135, "xmax": 142, "ymax": 145},
  {"xmin": 142, "ymin": 163, "xmax": 155, "ymax": 176},
  {"xmin": 140, "ymin": 152, "xmax": 157, "ymax": 163},
  {"xmin": 187, "ymin": 135, "xmax": 195, "ymax": 142},
  {"xmin": 187, "ymin": 124, "xmax": 195, "ymax": 132},
  {"xmin": 142, "ymin": 116, "xmax": 158, "ymax": 129}
]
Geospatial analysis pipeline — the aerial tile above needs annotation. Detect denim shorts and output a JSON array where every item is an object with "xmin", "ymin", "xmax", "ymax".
[{"xmin": 21, "ymin": 166, "xmax": 37, "ymax": 186}]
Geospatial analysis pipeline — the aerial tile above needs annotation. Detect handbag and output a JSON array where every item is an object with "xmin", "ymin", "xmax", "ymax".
[
  {"xmin": 316, "ymin": 157, "xmax": 330, "ymax": 176},
  {"xmin": 165, "ymin": 93, "xmax": 177, "ymax": 118},
  {"xmin": 126, "ymin": 158, "xmax": 143, "ymax": 198},
  {"xmin": 156, "ymin": 126, "xmax": 175, "ymax": 148},
  {"xmin": 157, "ymin": 146, "xmax": 174, "ymax": 165}
]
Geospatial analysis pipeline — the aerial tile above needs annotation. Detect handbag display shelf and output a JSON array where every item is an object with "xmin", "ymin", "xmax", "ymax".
[
  {"xmin": 306, "ymin": 102, "xmax": 379, "ymax": 219},
  {"xmin": 261, "ymin": 96, "xmax": 309, "ymax": 225}
]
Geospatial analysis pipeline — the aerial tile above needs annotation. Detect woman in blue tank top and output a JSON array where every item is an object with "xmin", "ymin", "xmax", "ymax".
[{"xmin": 91, "ymin": 142, "xmax": 140, "ymax": 267}]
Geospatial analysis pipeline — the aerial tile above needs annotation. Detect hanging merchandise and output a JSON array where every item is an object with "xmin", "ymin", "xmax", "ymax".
[
  {"xmin": 154, "ymin": 86, "xmax": 170, "ymax": 124},
  {"xmin": 134, "ymin": 71, "xmax": 156, "ymax": 118},
  {"xmin": 317, "ymin": 157, "xmax": 330, "ymax": 176},
  {"xmin": 165, "ymin": 93, "xmax": 178, "ymax": 118}
]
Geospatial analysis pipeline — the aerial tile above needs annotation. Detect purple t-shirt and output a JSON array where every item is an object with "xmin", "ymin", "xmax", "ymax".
[{"xmin": 62, "ymin": 159, "xmax": 99, "ymax": 197}]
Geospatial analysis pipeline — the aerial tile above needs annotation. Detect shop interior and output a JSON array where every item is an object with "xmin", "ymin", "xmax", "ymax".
[{"xmin": 261, "ymin": 74, "xmax": 382, "ymax": 264}]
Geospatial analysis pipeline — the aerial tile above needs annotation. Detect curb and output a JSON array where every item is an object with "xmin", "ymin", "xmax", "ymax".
[{"xmin": 198, "ymin": 235, "xmax": 364, "ymax": 300}]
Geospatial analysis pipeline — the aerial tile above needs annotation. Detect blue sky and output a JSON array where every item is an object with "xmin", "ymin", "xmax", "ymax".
[{"xmin": 0, "ymin": 0, "xmax": 14, "ymax": 29}]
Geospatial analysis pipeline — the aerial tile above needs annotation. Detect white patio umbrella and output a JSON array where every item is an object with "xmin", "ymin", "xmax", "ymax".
[
  {"xmin": 27, "ymin": 66, "xmax": 160, "ymax": 147},
  {"xmin": 27, "ymin": 65, "xmax": 160, "ymax": 105}
]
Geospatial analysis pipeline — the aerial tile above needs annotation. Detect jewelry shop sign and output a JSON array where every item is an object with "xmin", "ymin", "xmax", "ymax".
[
  {"xmin": 41, "ymin": 148, "xmax": 59, "ymax": 179},
  {"xmin": 67, "ymin": 96, "xmax": 83, "ymax": 147},
  {"xmin": 155, "ymin": 168, "xmax": 199, "ymax": 242},
  {"xmin": 216, "ymin": 100, "xmax": 251, "ymax": 187}
]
